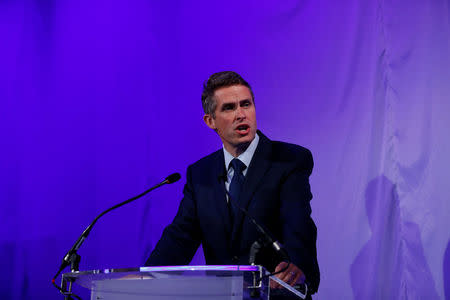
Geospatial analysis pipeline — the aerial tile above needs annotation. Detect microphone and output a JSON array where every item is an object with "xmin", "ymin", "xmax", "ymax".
[
  {"xmin": 224, "ymin": 188, "xmax": 289, "ymax": 262},
  {"xmin": 52, "ymin": 173, "xmax": 181, "ymax": 296},
  {"xmin": 218, "ymin": 174, "xmax": 289, "ymax": 263},
  {"xmin": 219, "ymin": 178, "xmax": 292, "ymax": 291},
  {"xmin": 165, "ymin": 172, "xmax": 181, "ymax": 184},
  {"xmin": 217, "ymin": 170, "xmax": 227, "ymax": 183}
]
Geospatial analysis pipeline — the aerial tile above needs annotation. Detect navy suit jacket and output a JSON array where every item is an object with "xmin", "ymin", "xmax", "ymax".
[{"xmin": 145, "ymin": 131, "xmax": 320, "ymax": 293}]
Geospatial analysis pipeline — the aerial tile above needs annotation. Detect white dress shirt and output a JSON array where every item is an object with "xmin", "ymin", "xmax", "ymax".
[{"xmin": 223, "ymin": 133, "xmax": 260, "ymax": 196}]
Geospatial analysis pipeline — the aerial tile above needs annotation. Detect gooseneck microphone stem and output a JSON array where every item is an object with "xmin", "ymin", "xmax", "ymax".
[
  {"xmin": 218, "ymin": 173, "xmax": 291, "ymax": 273},
  {"xmin": 222, "ymin": 186, "xmax": 291, "ymax": 283},
  {"xmin": 52, "ymin": 173, "xmax": 181, "ymax": 298},
  {"xmin": 223, "ymin": 187, "xmax": 290, "ymax": 261}
]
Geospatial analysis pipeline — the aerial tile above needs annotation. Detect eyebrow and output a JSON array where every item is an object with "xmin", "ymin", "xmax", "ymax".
[
  {"xmin": 221, "ymin": 99, "xmax": 252, "ymax": 107},
  {"xmin": 220, "ymin": 102, "xmax": 235, "ymax": 111}
]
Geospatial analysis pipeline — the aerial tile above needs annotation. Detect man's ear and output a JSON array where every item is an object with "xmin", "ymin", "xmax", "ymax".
[{"xmin": 203, "ymin": 114, "xmax": 216, "ymax": 130}]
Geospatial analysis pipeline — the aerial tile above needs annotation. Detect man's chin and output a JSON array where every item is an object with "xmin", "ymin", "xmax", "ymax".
[
  {"xmin": 235, "ymin": 134, "xmax": 255, "ymax": 148},
  {"xmin": 236, "ymin": 133, "xmax": 254, "ymax": 143}
]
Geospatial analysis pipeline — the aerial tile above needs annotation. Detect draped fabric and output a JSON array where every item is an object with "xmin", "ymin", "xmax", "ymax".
[{"xmin": 1, "ymin": 1, "xmax": 449, "ymax": 299}]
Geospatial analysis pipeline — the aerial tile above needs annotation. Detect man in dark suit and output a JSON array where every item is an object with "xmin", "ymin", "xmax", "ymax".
[{"xmin": 145, "ymin": 71, "xmax": 320, "ymax": 295}]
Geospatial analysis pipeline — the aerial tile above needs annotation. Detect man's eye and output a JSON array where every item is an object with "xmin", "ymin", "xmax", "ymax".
[
  {"xmin": 223, "ymin": 105, "xmax": 234, "ymax": 111},
  {"xmin": 242, "ymin": 101, "xmax": 251, "ymax": 107}
]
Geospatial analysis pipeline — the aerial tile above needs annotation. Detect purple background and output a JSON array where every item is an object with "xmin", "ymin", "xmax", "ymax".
[{"xmin": 1, "ymin": 1, "xmax": 450, "ymax": 299}]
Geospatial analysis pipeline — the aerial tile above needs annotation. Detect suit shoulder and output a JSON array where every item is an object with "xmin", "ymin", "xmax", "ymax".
[
  {"xmin": 270, "ymin": 140, "xmax": 313, "ymax": 170},
  {"xmin": 187, "ymin": 148, "xmax": 223, "ymax": 174},
  {"xmin": 271, "ymin": 140, "xmax": 312, "ymax": 159}
]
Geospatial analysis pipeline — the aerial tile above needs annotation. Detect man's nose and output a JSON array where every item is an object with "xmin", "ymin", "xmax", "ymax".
[{"xmin": 236, "ymin": 106, "xmax": 245, "ymax": 119}]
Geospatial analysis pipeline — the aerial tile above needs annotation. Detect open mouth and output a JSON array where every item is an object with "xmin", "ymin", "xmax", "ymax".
[{"xmin": 236, "ymin": 124, "xmax": 250, "ymax": 134}]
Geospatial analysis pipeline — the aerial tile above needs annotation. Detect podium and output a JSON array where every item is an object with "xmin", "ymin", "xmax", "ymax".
[{"xmin": 61, "ymin": 265, "xmax": 307, "ymax": 299}]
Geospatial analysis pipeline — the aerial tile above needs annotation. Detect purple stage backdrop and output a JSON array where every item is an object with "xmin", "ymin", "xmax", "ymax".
[{"xmin": 1, "ymin": 1, "xmax": 449, "ymax": 299}]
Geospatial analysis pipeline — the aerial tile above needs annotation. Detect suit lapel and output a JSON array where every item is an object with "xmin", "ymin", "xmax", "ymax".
[
  {"xmin": 211, "ymin": 151, "xmax": 233, "ymax": 241},
  {"xmin": 230, "ymin": 131, "xmax": 272, "ymax": 246}
]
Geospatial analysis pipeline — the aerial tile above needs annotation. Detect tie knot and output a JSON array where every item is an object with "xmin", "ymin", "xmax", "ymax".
[{"xmin": 230, "ymin": 158, "xmax": 246, "ymax": 174}]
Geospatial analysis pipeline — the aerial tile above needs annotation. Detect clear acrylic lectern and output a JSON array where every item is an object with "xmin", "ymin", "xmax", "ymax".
[{"xmin": 61, "ymin": 265, "xmax": 306, "ymax": 299}]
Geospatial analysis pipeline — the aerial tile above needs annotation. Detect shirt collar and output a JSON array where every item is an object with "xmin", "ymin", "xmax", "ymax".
[{"xmin": 223, "ymin": 133, "xmax": 260, "ymax": 170}]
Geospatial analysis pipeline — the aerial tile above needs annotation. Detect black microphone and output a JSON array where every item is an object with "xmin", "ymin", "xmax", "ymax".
[
  {"xmin": 218, "ymin": 175, "xmax": 289, "ymax": 263},
  {"xmin": 166, "ymin": 172, "xmax": 181, "ymax": 184},
  {"xmin": 52, "ymin": 173, "xmax": 181, "ymax": 295},
  {"xmin": 217, "ymin": 170, "xmax": 227, "ymax": 183},
  {"xmin": 219, "ymin": 176, "xmax": 295, "ymax": 295}
]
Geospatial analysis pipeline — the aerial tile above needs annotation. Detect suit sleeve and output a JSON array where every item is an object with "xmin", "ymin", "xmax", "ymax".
[
  {"xmin": 279, "ymin": 149, "xmax": 320, "ymax": 293},
  {"xmin": 145, "ymin": 166, "xmax": 201, "ymax": 266}
]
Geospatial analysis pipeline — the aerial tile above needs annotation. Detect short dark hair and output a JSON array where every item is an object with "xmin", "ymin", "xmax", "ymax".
[{"xmin": 201, "ymin": 71, "xmax": 254, "ymax": 117}]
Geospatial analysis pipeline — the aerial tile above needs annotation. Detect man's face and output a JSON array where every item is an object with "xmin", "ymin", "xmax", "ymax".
[{"xmin": 204, "ymin": 85, "xmax": 257, "ymax": 156}]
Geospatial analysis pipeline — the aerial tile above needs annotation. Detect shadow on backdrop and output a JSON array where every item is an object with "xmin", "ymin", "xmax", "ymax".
[
  {"xmin": 444, "ymin": 240, "xmax": 450, "ymax": 300},
  {"xmin": 350, "ymin": 176, "xmax": 438, "ymax": 299}
]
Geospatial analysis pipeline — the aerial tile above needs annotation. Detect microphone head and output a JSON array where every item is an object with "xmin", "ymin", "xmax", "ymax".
[
  {"xmin": 218, "ymin": 168, "xmax": 228, "ymax": 183},
  {"xmin": 166, "ymin": 173, "xmax": 181, "ymax": 184}
]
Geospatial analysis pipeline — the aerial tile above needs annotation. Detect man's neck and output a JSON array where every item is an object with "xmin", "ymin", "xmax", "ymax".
[
  {"xmin": 223, "ymin": 134, "xmax": 260, "ymax": 168},
  {"xmin": 226, "ymin": 142, "xmax": 251, "ymax": 157}
]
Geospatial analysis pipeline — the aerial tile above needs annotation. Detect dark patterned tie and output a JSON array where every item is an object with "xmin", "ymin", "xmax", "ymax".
[{"xmin": 228, "ymin": 158, "xmax": 246, "ymax": 222}]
